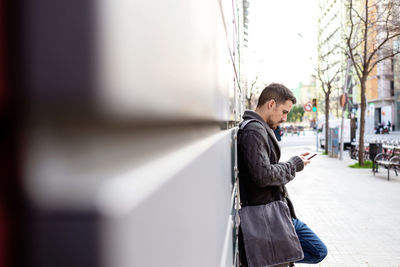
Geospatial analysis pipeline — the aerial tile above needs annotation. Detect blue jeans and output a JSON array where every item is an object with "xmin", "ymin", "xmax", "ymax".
[{"xmin": 292, "ymin": 218, "xmax": 328, "ymax": 264}]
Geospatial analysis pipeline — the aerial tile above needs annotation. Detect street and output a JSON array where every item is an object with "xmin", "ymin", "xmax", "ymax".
[{"xmin": 279, "ymin": 131, "xmax": 400, "ymax": 266}]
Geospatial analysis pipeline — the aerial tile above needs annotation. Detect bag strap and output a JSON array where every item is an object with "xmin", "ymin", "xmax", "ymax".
[
  {"xmin": 238, "ymin": 119, "xmax": 264, "ymax": 146},
  {"xmin": 239, "ymin": 119, "xmax": 263, "ymax": 131}
]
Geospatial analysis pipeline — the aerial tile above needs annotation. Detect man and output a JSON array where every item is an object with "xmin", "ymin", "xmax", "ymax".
[{"xmin": 238, "ymin": 83, "xmax": 327, "ymax": 266}]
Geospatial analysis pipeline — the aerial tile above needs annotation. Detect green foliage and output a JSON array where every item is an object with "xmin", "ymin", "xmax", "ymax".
[
  {"xmin": 348, "ymin": 160, "xmax": 373, "ymax": 168},
  {"xmin": 287, "ymin": 105, "xmax": 305, "ymax": 122},
  {"xmin": 322, "ymin": 152, "xmax": 328, "ymax": 155}
]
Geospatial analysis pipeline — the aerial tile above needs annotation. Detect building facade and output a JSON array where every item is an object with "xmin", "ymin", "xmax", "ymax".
[{"xmin": 317, "ymin": 0, "xmax": 347, "ymax": 120}]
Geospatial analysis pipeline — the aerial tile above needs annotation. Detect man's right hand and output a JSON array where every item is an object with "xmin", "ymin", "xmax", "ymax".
[{"xmin": 299, "ymin": 152, "xmax": 311, "ymax": 166}]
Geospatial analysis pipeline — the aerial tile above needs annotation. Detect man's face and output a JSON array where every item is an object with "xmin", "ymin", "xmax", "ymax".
[{"xmin": 266, "ymin": 100, "xmax": 293, "ymax": 129}]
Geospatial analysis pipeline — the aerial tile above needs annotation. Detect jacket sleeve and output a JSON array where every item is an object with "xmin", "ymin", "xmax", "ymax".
[{"xmin": 240, "ymin": 128, "xmax": 304, "ymax": 187}]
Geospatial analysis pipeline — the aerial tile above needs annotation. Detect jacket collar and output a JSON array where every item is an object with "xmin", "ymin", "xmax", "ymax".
[{"xmin": 242, "ymin": 110, "xmax": 281, "ymax": 157}]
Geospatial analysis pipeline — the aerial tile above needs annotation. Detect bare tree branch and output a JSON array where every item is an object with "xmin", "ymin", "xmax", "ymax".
[
  {"xmin": 317, "ymin": 68, "xmax": 328, "ymax": 95},
  {"xmin": 368, "ymin": 50, "xmax": 400, "ymax": 74},
  {"xmin": 366, "ymin": 32, "xmax": 400, "ymax": 68},
  {"xmin": 363, "ymin": 0, "xmax": 369, "ymax": 75},
  {"xmin": 329, "ymin": 66, "xmax": 342, "ymax": 85},
  {"xmin": 346, "ymin": 0, "xmax": 363, "ymax": 81},
  {"xmin": 249, "ymin": 73, "xmax": 259, "ymax": 93},
  {"xmin": 352, "ymin": 5, "xmax": 366, "ymax": 23}
]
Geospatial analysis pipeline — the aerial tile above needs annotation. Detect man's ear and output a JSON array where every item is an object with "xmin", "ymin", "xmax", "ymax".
[{"xmin": 267, "ymin": 99, "xmax": 276, "ymax": 110}]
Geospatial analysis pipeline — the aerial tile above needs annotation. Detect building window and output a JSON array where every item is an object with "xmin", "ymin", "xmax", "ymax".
[{"xmin": 390, "ymin": 80, "xmax": 394, "ymax": 97}]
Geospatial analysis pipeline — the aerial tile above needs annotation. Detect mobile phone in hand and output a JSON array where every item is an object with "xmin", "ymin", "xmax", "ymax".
[{"xmin": 307, "ymin": 154, "xmax": 317, "ymax": 160}]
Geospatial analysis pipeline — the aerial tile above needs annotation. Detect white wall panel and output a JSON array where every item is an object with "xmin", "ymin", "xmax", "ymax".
[{"xmin": 98, "ymin": 0, "xmax": 233, "ymax": 121}]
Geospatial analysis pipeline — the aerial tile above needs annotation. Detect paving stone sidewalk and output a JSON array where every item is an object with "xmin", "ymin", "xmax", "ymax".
[{"xmin": 280, "ymin": 141, "xmax": 400, "ymax": 267}]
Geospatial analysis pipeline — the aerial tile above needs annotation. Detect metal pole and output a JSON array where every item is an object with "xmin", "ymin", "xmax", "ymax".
[
  {"xmin": 339, "ymin": 58, "xmax": 352, "ymax": 160},
  {"xmin": 316, "ymin": 110, "xmax": 319, "ymax": 152}
]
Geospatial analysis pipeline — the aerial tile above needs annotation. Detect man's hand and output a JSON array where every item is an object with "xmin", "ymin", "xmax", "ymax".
[{"xmin": 300, "ymin": 152, "xmax": 311, "ymax": 166}]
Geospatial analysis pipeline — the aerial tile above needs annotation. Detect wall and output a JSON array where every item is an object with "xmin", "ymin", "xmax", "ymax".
[{"xmin": 9, "ymin": 0, "xmax": 245, "ymax": 266}]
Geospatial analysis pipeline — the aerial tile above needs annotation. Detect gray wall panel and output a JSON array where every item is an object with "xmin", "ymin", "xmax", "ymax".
[{"xmin": 100, "ymin": 130, "xmax": 234, "ymax": 267}]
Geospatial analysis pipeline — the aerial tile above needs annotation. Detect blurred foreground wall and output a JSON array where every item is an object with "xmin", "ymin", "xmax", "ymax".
[{"xmin": 2, "ymin": 0, "xmax": 246, "ymax": 266}]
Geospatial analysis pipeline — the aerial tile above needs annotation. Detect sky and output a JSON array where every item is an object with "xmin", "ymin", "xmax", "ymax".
[{"xmin": 246, "ymin": 0, "xmax": 319, "ymax": 90}]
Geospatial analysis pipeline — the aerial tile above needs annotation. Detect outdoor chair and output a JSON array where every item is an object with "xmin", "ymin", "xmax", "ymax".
[{"xmin": 373, "ymin": 146, "xmax": 400, "ymax": 180}]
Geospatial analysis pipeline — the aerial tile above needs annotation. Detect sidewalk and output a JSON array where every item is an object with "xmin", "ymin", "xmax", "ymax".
[{"xmin": 280, "ymin": 143, "xmax": 400, "ymax": 266}]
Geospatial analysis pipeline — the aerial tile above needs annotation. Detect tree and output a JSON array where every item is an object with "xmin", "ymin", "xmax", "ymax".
[
  {"xmin": 287, "ymin": 105, "xmax": 304, "ymax": 123},
  {"xmin": 345, "ymin": 0, "xmax": 400, "ymax": 165},
  {"xmin": 245, "ymin": 73, "xmax": 259, "ymax": 109},
  {"xmin": 316, "ymin": 49, "xmax": 342, "ymax": 154}
]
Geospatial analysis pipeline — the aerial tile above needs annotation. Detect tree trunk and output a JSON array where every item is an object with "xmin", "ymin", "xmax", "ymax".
[
  {"xmin": 325, "ymin": 91, "xmax": 330, "ymax": 154},
  {"xmin": 358, "ymin": 77, "xmax": 367, "ymax": 165}
]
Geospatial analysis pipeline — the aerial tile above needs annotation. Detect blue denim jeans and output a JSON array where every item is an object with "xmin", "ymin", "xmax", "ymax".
[{"xmin": 292, "ymin": 218, "xmax": 328, "ymax": 264}]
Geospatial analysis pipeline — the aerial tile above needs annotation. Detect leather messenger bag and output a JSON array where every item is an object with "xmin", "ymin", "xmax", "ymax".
[{"xmin": 239, "ymin": 201, "xmax": 304, "ymax": 267}]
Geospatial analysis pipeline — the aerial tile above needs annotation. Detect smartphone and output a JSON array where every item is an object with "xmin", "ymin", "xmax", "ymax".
[{"xmin": 307, "ymin": 153, "xmax": 317, "ymax": 160}]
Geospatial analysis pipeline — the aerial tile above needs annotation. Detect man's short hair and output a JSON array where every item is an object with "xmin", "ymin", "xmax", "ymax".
[{"xmin": 256, "ymin": 83, "xmax": 297, "ymax": 107}]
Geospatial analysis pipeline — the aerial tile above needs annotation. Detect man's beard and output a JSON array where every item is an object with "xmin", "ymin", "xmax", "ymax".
[
  {"xmin": 267, "ymin": 118, "xmax": 283, "ymax": 130},
  {"xmin": 266, "ymin": 118, "xmax": 277, "ymax": 129}
]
